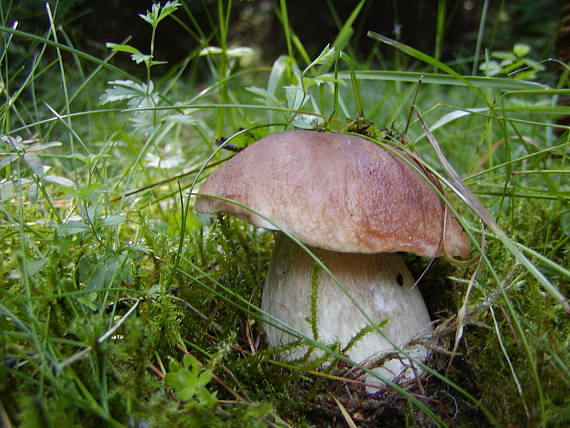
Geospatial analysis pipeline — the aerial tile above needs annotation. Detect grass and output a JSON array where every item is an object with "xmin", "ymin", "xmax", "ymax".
[{"xmin": 1, "ymin": 0, "xmax": 569, "ymax": 427}]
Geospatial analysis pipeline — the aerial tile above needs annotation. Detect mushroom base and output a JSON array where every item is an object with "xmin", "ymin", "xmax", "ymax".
[{"xmin": 262, "ymin": 233, "xmax": 434, "ymax": 386}]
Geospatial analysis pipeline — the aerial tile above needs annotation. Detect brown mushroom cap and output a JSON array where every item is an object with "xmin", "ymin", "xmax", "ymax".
[{"xmin": 195, "ymin": 130, "xmax": 470, "ymax": 257}]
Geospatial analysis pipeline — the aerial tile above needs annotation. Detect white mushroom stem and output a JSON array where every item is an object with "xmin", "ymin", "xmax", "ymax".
[{"xmin": 262, "ymin": 233, "xmax": 434, "ymax": 385}]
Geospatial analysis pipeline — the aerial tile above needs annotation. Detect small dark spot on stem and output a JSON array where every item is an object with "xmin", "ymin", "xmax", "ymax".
[{"xmin": 396, "ymin": 273, "xmax": 404, "ymax": 286}]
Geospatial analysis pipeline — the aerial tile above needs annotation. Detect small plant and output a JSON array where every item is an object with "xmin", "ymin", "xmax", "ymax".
[
  {"xmin": 101, "ymin": 1, "xmax": 181, "ymax": 134},
  {"xmin": 479, "ymin": 43, "xmax": 545, "ymax": 79},
  {"xmin": 164, "ymin": 353, "xmax": 218, "ymax": 407},
  {"xmin": 106, "ymin": 1, "xmax": 180, "ymax": 81},
  {"xmin": 0, "ymin": 135, "xmax": 74, "ymax": 203}
]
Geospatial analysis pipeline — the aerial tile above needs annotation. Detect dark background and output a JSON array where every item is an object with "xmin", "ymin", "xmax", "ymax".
[{"xmin": 5, "ymin": 0, "xmax": 564, "ymax": 74}]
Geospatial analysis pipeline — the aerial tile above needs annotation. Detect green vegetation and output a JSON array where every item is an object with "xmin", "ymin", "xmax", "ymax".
[{"xmin": 1, "ymin": 1, "xmax": 569, "ymax": 427}]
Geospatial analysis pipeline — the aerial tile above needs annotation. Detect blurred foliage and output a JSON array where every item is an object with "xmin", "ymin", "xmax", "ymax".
[{"xmin": 3, "ymin": 0, "xmax": 563, "ymax": 74}]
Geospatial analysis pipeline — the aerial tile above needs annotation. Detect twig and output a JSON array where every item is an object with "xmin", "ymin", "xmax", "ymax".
[
  {"xmin": 147, "ymin": 364, "xmax": 165, "ymax": 379},
  {"xmin": 109, "ymin": 158, "xmax": 229, "ymax": 203}
]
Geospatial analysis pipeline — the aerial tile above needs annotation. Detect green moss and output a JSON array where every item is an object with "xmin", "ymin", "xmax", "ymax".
[{"xmin": 309, "ymin": 263, "xmax": 321, "ymax": 341}]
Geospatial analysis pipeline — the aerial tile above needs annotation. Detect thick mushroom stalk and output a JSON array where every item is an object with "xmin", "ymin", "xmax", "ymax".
[{"xmin": 263, "ymin": 233, "xmax": 433, "ymax": 384}]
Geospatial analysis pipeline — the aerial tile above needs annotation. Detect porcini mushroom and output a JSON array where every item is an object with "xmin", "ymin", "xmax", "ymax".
[{"xmin": 195, "ymin": 130, "xmax": 470, "ymax": 384}]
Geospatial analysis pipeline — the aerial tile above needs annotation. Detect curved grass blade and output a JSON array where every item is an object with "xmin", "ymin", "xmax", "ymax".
[
  {"xmin": 367, "ymin": 32, "xmax": 489, "ymax": 105},
  {"xmin": 416, "ymin": 107, "xmax": 569, "ymax": 314}
]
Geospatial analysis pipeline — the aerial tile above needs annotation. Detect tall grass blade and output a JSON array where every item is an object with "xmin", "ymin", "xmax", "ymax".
[
  {"xmin": 368, "ymin": 32, "xmax": 489, "ymax": 104},
  {"xmin": 320, "ymin": 70, "xmax": 548, "ymax": 90},
  {"xmin": 472, "ymin": 0, "xmax": 490, "ymax": 74},
  {"xmin": 332, "ymin": 0, "xmax": 366, "ymax": 51}
]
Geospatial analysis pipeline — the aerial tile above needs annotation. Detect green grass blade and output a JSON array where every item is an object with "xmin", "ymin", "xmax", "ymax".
[
  {"xmin": 320, "ymin": 70, "xmax": 549, "ymax": 90},
  {"xmin": 367, "ymin": 31, "xmax": 490, "ymax": 105}
]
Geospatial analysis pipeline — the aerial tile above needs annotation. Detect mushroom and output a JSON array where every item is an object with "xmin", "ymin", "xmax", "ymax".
[{"xmin": 195, "ymin": 130, "xmax": 470, "ymax": 385}]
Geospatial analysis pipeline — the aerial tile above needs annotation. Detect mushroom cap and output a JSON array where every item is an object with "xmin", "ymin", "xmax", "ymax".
[{"xmin": 195, "ymin": 130, "xmax": 470, "ymax": 257}]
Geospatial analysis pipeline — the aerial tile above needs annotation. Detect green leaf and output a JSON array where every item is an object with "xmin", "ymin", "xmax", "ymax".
[
  {"xmin": 0, "ymin": 179, "xmax": 32, "ymax": 201},
  {"xmin": 164, "ymin": 370, "xmax": 190, "ymax": 392},
  {"xmin": 195, "ymin": 387, "xmax": 217, "ymax": 406},
  {"xmin": 28, "ymin": 182, "xmax": 38, "ymax": 202},
  {"xmin": 185, "ymin": 212, "xmax": 202, "ymax": 230},
  {"xmin": 182, "ymin": 353, "xmax": 201, "ymax": 370},
  {"xmin": 131, "ymin": 53, "xmax": 152, "ymax": 64},
  {"xmin": 479, "ymin": 60, "xmax": 502, "ymax": 76},
  {"xmin": 9, "ymin": 258, "xmax": 46, "ymax": 280},
  {"xmin": 0, "ymin": 135, "xmax": 25, "ymax": 150},
  {"xmin": 499, "ymin": 58, "xmax": 515, "ymax": 67},
  {"xmin": 105, "ymin": 43, "xmax": 142, "ymax": 55},
  {"xmin": 23, "ymin": 153, "xmax": 44, "ymax": 176},
  {"xmin": 178, "ymin": 385, "xmax": 198, "ymax": 401},
  {"xmin": 512, "ymin": 70, "xmax": 538, "ymax": 80},
  {"xmin": 199, "ymin": 46, "xmax": 223, "ymax": 56},
  {"xmin": 43, "ymin": 174, "xmax": 75, "ymax": 187},
  {"xmin": 513, "ymin": 43, "xmax": 530, "ymax": 57},
  {"xmin": 146, "ymin": 284, "xmax": 163, "ymax": 299},
  {"xmin": 86, "ymin": 204, "xmax": 103, "ymax": 223},
  {"xmin": 290, "ymin": 113, "xmax": 324, "ymax": 129},
  {"xmin": 227, "ymin": 46, "xmax": 255, "ymax": 59},
  {"xmin": 157, "ymin": 1, "xmax": 180, "ymax": 21},
  {"xmin": 0, "ymin": 154, "xmax": 18, "ymax": 169},
  {"xmin": 79, "ymin": 255, "xmax": 131, "ymax": 291},
  {"xmin": 200, "ymin": 46, "xmax": 254, "ymax": 59},
  {"xmin": 163, "ymin": 114, "xmax": 197, "ymax": 125},
  {"xmin": 195, "ymin": 370, "xmax": 213, "ymax": 388},
  {"xmin": 58, "ymin": 221, "xmax": 90, "ymax": 236},
  {"xmin": 99, "ymin": 80, "xmax": 154, "ymax": 106},
  {"xmin": 285, "ymin": 84, "xmax": 307, "ymax": 111},
  {"xmin": 140, "ymin": 0, "xmax": 180, "ymax": 27},
  {"xmin": 138, "ymin": 13, "xmax": 154, "ymax": 26},
  {"xmin": 85, "ymin": 261, "xmax": 108, "ymax": 291},
  {"xmin": 267, "ymin": 55, "xmax": 301, "ymax": 96},
  {"xmin": 492, "ymin": 51, "xmax": 515, "ymax": 60},
  {"xmin": 304, "ymin": 44, "xmax": 337, "ymax": 74},
  {"xmin": 165, "ymin": 353, "xmax": 217, "ymax": 405},
  {"xmin": 244, "ymin": 86, "xmax": 282, "ymax": 106},
  {"xmin": 243, "ymin": 403, "xmax": 274, "ymax": 420},
  {"xmin": 27, "ymin": 141, "xmax": 62, "ymax": 152},
  {"xmin": 101, "ymin": 215, "xmax": 126, "ymax": 227},
  {"xmin": 66, "ymin": 153, "xmax": 110, "ymax": 164}
]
